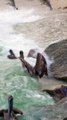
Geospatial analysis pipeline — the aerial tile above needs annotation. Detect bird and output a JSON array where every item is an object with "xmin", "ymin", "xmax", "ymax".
[{"xmin": 0, "ymin": 95, "xmax": 23, "ymax": 120}]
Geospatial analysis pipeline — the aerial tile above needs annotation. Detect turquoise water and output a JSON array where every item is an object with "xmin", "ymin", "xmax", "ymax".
[
  {"xmin": 0, "ymin": 9, "xmax": 55, "ymax": 120},
  {"xmin": 0, "ymin": 47, "xmax": 55, "ymax": 120},
  {"xmin": 0, "ymin": 9, "xmax": 66, "ymax": 120}
]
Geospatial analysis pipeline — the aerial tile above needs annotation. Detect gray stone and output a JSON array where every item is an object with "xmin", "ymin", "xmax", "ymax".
[{"xmin": 45, "ymin": 39, "xmax": 67, "ymax": 80}]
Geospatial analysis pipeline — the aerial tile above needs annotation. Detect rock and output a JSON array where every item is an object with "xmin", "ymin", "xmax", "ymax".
[
  {"xmin": 27, "ymin": 48, "xmax": 43, "ymax": 58},
  {"xmin": 28, "ymin": 39, "xmax": 67, "ymax": 80},
  {"xmin": 45, "ymin": 39, "xmax": 67, "ymax": 80},
  {"xmin": 43, "ymin": 85, "xmax": 67, "ymax": 102},
  {"xmin": 27, "ymin": 49, "xmax": 38, "ymax": 58},
  {"xmin": 63, "ymin": 118, "xmax": 67, "ymax": 120}
]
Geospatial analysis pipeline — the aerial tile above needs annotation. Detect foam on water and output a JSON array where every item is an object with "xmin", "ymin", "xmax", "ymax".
[
  {"xmin": 0, "ymin": 8, "xmax": 55, "ymax": 120},
  {"xmin": 0, "ymin": 5, "xmax": 66, "ymax": 120},
  {"xmin": 0, "ymin": 8, "xmax": 41, "ymax": 55},
  {"xmin": 42, "ymin": 52, "xmax": 54, "ymax": 77}
]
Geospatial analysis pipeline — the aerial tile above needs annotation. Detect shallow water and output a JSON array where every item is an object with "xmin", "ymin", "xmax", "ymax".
[
  {"xmin": 0, "ymin": 9, "xmax": 55, "ymax": 120},
  {"xmin": 0, "ymin": 8, "xmax": 67, "ymax": 120},
  {"xmin": 0, "ymin": 52, "xmax": 55, "ymax": 120}
]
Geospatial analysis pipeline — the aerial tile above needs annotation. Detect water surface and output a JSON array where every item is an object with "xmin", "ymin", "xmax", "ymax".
[{"xmin": 0, "ymin": 8, "xmax": 67, "ymax": 120}]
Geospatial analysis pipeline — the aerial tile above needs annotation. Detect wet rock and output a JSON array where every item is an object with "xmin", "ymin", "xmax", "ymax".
[
  {"xmin": 63, "ymin": 118, "xmax": 67, "ymax": 120},
  {"xmin": 45, "ymin": 39, "xmax": 67, "ymax": 80},
  {"xmin": 27, "ymin": 48, "xmax": 43, "ymax": 58},
  {"xmin": 28, "ymin": 39, "xmax": 67, "ymax": 80},
  {"xmin": 27, "ymin": 49, "xmax": 38, "ymax": 58},
  {"xmin": 43, "ymin": 85, "xmax": 67, "ymax": 102}
]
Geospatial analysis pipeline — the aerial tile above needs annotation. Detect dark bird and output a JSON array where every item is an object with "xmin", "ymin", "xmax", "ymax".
[
  {"xmin": 0, "ymin": 95, "xmax": 23, "ymax": 120},
  {"xmin": 7, "ymin": 0, "xmax": 18, "ymax": 10},
  {"xmin": 7, "ymin": 49, "xmax": 48, "ymax": 77},
  {"xmin": 41, "ymin": 0, "xmax": 52, "ymax": 10},
  {"xmin": 7, "ymin": 49, "xmax": 17, "ymax": 59},
  {"xmin": 19, "ymin": 51, "xmax": 24, "ymax": 59}
]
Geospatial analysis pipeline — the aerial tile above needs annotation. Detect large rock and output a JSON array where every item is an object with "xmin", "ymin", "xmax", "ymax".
[
  {"xmin": 43, "ymin": 85, "xmax": 67, "ymax": 102},
  {"xmin": 45, "ymin": 39, "xmax": 67, "ymax": 80}
]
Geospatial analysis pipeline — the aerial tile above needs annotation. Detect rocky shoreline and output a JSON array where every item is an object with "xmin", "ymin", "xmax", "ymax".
[{"xmin": 45, "ymin": 39, "xmax": 67, "ymax": 80}]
